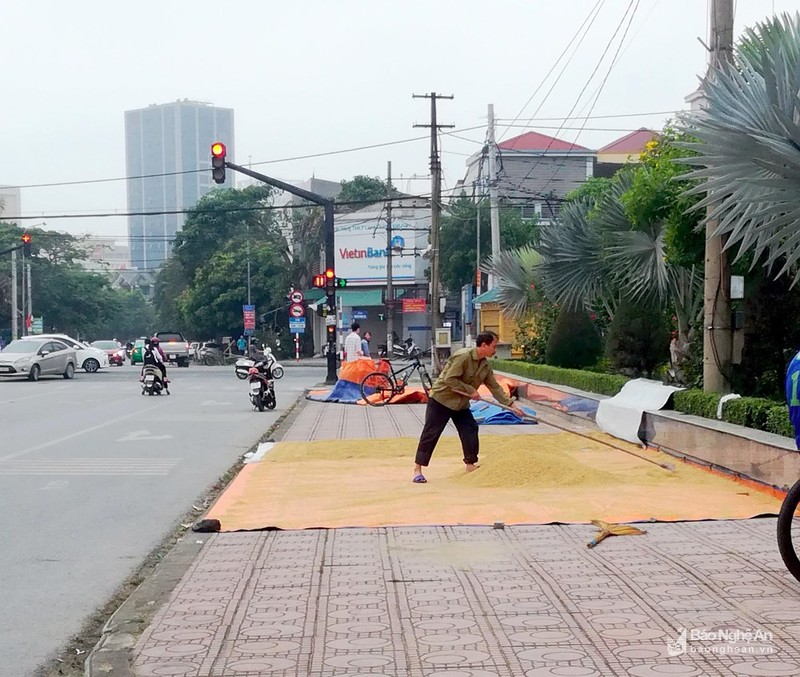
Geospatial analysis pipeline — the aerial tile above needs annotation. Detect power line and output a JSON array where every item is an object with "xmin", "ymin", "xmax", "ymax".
[
  {"xmin": 505, "ymin": 0, "xmax": 639, "ymax": 195},
  {"xmin": 539, "ymin": 0, "xmax": 641, "ymax": 194},
  {"xmin": 13, "ymin": 127, "xmax": 484, "ymax": 191},
  {"xmin": 499, "ymin": 0, "xmax": 606, "ymax": 141}
]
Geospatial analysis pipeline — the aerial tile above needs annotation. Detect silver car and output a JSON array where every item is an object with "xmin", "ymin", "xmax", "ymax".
[{"xmin": 0, "ymin": 339, "xmax": 77, "ymax": 381}]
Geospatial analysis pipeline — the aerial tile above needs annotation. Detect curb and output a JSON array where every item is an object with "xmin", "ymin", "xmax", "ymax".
[{"xmin": 84, "ymin": 392, "xmax": 309, "ymax": 677}]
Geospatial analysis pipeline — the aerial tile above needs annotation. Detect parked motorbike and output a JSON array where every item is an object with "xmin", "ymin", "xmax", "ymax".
[
  {"xmin": 378, "ymin": 335, "xmax": 421, "ymax": 360},
  {"xmin": 248, "ymin": 366, "xmax": 276, "ymax": 411},
  {"xmin": 235, "ymin": 347, "xmax": 284, "ymax": 380},
  {"xmin": 141, "ymin": 364, "xmax": 169, "ymax": 396}
]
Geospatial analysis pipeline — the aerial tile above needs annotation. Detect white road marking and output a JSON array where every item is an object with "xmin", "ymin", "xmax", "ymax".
[
  {"xmin": 0, "ymin": 404, "xmax": 161, "ymax": 462},
  {"xmin": 117, "ymin": 430, "xmax": 174, "ymax": 442},
  {"xmin": 0, "ymin": 458, "xmax": 180, "ymax": 476}
]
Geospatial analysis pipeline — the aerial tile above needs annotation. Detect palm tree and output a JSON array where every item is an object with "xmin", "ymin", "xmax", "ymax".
[{"xmin": 679, "ymin": 13, "xmax": 800, "ymax": 278}]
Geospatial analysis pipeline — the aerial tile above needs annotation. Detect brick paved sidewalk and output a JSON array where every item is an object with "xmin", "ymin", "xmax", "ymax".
[
  {"xmin": 124, "ymin": 399, "xmax": 800, "ymax": 676},
  {"xmin": 133, "ymin": 520, "xmax": 799, "ymax": 676}
]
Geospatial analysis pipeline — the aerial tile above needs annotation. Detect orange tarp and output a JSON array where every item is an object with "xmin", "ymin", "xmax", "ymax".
[{"xmin": 206, "ymin": 432, "xmax": 783, "ymax": 531}]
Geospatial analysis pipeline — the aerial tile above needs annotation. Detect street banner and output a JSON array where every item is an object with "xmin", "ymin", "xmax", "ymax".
[{"xmin": 243, "ymin": 304, "xmax": 256, "ymax": 331}]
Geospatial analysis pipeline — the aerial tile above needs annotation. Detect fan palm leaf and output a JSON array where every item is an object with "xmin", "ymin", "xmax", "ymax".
[
  {"xmin": 538, "ymin": 197, "xmax": 610, "ymax": 310},
  {"xmin": 678, "ymin": 13, "xmax": 800, "ymax": 277},
  {"xmin": 483, "ymin": 246, "xmax": 542, "ymax": 319}
]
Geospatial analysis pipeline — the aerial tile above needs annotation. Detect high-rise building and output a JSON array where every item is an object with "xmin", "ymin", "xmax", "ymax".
[{"xmin": 125, "ymin": 99, "xmax": 234, "ymax": 270}]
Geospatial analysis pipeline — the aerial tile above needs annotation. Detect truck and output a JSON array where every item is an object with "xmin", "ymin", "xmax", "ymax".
[{"xmin": 155, "ymin": 331, "xmax": 191, "ymax": 368}]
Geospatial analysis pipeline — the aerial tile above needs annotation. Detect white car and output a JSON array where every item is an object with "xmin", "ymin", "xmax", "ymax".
[
  {"xmin": 0, "ymin": 338, "xmax": 77, "ymax": 381},
  {"xmin": 32, "ymin": 333, "xmax": 110, "ymax": 373}
]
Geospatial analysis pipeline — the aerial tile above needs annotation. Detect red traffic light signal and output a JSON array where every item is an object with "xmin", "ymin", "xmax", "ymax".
[
  {"xmin": 325, "ymin": 268, "xmax": 335, "ymax": 280},
  {"xmin": 312, "ymin": 274, "xmax": 325, "ymax": 288},
  {"xmin": 211, "ymin": 142, "xmax": 227, "ymax": 184},
  {"xmin": 326, "ymin": 324, "xmax": 336, "ymax": 339},
  {"xmin": 21, "ymin": 233, "xmax": 31, "ymax": 256}
]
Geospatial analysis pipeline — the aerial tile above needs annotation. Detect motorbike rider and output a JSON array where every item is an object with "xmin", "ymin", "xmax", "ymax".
[{"xmin": 142, "ymin": 336, "xmax": 168, "ymax": 384}]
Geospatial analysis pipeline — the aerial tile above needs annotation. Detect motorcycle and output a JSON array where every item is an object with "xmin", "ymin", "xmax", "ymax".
[
  {"xmin": 248, "ymin": 366, "xmax": 276, "ymax": 411},
  {"xmin": 378, "ymin": 334, "xmax": 421, "ymax": 360},
  {"xmin": 141, "ymin": 364, "xmax": 169, "ymax": 396},
  {"xmin": 235, "ymin": 347, "xmax": 284, "ymax": 380}
]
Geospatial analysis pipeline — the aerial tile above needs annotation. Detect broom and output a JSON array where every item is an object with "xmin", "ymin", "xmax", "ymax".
[{"xmin": 587, "ymin": 520, "xmax": 646, "ymax": 548}]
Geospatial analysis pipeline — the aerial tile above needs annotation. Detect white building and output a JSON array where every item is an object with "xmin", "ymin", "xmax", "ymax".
[{"xmin": 0, "ymin": 185, "xmax": 22, "ymax": 222}]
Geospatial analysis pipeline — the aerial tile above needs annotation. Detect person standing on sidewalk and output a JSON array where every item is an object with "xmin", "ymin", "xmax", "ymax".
[
  {"xmin": 412, "ymin": 331, "xmax": 524, "ymax": 483},
  {"xmin": 344, "ymin": 322, "xmax": 363, "ymax": 362}
]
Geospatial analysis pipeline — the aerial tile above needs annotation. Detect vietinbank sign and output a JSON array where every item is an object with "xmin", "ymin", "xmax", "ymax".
[
  {"xmin": 335, "ymin": 211, "xmax": 429, "ymax": 283},
  {"xmin": 340, "ymin": 236, "xmax": 404, "ymax": 260}
]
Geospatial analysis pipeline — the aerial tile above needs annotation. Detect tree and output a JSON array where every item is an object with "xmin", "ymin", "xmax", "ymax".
[
  {"xmin": 155, "ymin": 185, "xmax": 289, "ymax": 333},
  {"xmin": 337, "ymin": 175, "xmax": 392, "ymax": 209},
  {"xmin": 678, "ymin": 14, "xmax": 800, "ymax": 278},
  {"xmin": 545, "ymin": 307, "xmax": 602, "ymax": 369},
  {"xmin": 439, "ymin": 194, "xmax": 538, "ymax": 293}
]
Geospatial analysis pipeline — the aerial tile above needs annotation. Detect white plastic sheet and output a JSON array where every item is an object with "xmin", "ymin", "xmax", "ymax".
[{"xmin": 595, "ymin": 378, "xmax": 683, "ymax": 444}]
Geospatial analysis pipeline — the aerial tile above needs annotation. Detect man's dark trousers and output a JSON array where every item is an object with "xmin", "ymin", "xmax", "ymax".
[{"xmin": 415, "ymin": 397, "xmax": 479, "ymax": 466}]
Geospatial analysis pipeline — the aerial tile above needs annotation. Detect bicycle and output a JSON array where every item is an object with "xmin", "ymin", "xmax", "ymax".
[
  {"xmin": 777, "ymin": 478, "xmax": 800, "ymax": 583},
  {"xmin": 360, "ymin": 351, "xmax": 433, "ymax": 406}
]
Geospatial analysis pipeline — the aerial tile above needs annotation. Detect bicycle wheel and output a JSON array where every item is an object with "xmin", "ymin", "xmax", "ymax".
[
  {"xmin": 361, "ymin": 372, "xmax": 395, "ymax": 407},
  {"xmin": 419, "ymin": 367, "xmax": 433, "ymax": 394},
  {"xmin": 777, "ymin": 479, "xmax": 800, "ymax": 583}
]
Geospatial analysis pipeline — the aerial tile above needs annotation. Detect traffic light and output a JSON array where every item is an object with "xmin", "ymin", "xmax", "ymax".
[
  {"xmin": 336, "ymin": 277, "xmax": 348, "ymax": 288},
  {"xmin": 312, "ymin": 274, "xmax": 326, "ymax": 288},
  {"xmin": 21, "ymin": 233, "xmax": 31, "ymax": 257},
  {"xmin": 211, "ymin": 142, "xmax": 227, "ymax": 184},
  {"xmin": 326, "ymin": 324, "xmax": 336, "ymax": 341}
]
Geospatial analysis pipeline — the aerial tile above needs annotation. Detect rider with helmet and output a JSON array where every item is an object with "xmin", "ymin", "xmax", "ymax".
[{"xmin": 142, "ymin": 336, "xmax": 168, "ymax": 384}]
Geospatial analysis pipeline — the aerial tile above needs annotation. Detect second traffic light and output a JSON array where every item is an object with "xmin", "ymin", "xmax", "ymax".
[
  {"xmin": 21, "ymin": 233, "xmax": 31, "ymax": 257},
  {"xmin": 312, "ymin": 268, "xmax": 347, "ymax": 289},
  {"xmin": 211, "ymin": 142, "xmax": 227, "ymax": 185}
]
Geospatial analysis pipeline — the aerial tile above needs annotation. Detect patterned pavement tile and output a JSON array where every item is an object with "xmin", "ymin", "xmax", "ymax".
[{"xmin": 133, "ymin": 520, "xmax": 800, "ymax": 676}]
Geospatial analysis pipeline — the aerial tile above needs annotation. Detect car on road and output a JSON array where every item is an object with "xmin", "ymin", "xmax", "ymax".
[
  {"xmin": 0, "ymin": 338, "xmax": 77, "ymax": 381},
  {"xmin": 155, "ymin": 331, "xmax": 190, "ymax": 367},
  {"xmin": 34, "ymin": 333, "xmax": 110, "ymax": 373},
  {"xmin": 91, "ymin": 340, "xmax": 126, "ymax": 366},
  {"xmin": 130, "ymin": 337, "xmax": 147, "ymax": 365}
]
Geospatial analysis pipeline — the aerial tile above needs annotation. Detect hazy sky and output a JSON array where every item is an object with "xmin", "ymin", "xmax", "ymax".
[{"xmin": 1, "ymin": 0, "xmax": 794, "ymax": 240}]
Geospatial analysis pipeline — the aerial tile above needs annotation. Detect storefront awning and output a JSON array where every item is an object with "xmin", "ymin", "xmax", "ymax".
[{"xmin": 308, "ymin": 288, "xmax": 386, "ymax": 310}]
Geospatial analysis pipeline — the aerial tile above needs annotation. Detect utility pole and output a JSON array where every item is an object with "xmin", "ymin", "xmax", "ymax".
[
  {"xmin": 413, "ymin": 91, "xmax": 454, "ymax": 371},
  {"xmin": 487, "ymin": 104, "xmax": 501, "ymax": 290},
  {"xmin": 20, "ymin": 250, "xmax": 26, "ymax": 336},
  {"xmin": 27, "ymin": 262, "xmax": 32, "ymax": 330},
  {"xmin": 11, "ymin": 250, "xmax": 18, "ymax": 340},
  {"xmin": 385, "ymin": 161, "xmax": 395, "ymax": 354},
  {"xmin": 703, "ymin": 0, "xmax": 734, "ymax": 393},
  {"xmin": 476, "ymin": 182, "xmax": 481, "ymax": 296}
]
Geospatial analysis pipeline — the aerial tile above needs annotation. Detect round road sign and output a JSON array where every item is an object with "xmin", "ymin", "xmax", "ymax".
[
  {"xmin": 289, "ymin": 303, "xmax": 305, "ymax": 318},
  {"xmin": 290, "ymin": 290, "xmax": 304, "ymax": 304}
]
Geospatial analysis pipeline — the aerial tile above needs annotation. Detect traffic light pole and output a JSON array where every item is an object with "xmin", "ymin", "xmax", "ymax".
[{"xmin": 222, "ymin": 161, "xmax": 338, "ymax": 384}]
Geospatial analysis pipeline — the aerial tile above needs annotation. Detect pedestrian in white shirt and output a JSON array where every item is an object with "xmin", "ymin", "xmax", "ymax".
[{"xmin": 344, "ymin": 322, "xmax": 363, "ymax": 362}]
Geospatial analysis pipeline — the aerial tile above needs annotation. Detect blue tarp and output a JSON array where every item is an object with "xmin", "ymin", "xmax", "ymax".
[
  {"xmin": 470, "ymin": 402, "xmax": 538, "ymax": 425},
  {"xmin": 310, "ymin": 380, "xmax": 367, "ymax": 403}
]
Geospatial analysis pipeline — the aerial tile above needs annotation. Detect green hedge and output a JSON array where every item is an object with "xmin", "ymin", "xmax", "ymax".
[
  {"xmin": 494, "ymin": 359, "xmax": 794, "ymax": 440},
  {"xmin": 492, "ymin": 360, "xmax": 629, "ymax": 397}
]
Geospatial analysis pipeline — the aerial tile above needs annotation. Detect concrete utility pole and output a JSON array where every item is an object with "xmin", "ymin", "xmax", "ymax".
[
  {"xmin": 20, "ymin": 251, "xmax": 26, "ymax": 335},
  {"xmin": 27, "ymin": 262, "xmax": 32, "ymax": 328},
  {"xmin": 385, "ymin": 160, "xmax": 394, "ymax": 355},
  {"xmin": 703, "ymin": 0, "xmax": 734, "ymax": 393},
  {"xmin": 11, "ymin": 250, "xmax": 18, "ymax": 340},
  {"xmin": 487, "ymin": 104, "xmax": 501, "ymax": 290},
  {"xmin": 413, "ymin": 92, "xmax": 454, "ymax": 370}
]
